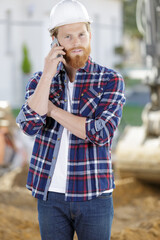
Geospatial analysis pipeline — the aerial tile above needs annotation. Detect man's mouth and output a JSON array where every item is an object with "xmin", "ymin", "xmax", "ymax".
[{"xmin": 71, "ymin": 49, "xmax": 83, "ymax": 54}]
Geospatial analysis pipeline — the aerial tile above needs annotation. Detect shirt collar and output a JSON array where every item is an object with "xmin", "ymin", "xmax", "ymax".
[{"xmin": 79, "ymin": 56, "xmax": 93, "ymax": 73}]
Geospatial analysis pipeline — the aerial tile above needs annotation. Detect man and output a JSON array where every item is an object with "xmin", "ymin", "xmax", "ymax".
[{"xmin": 16, "ymin": 0, "xmax": 125, "ymax": 239}]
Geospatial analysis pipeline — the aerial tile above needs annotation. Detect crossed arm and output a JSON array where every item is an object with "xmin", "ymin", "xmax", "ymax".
[
  {"xmin": 47, "ymin": 100, "xmax": 86, "ymax": 139},
  {"xmin": 26, "ymin": 76, "xmax": 86, "ymax": 140}
]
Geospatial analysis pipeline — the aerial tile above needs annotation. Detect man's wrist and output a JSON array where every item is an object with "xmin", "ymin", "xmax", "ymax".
[{"xmin": 41, "ymin": 72, "xmax": 53, "ymax": 83}]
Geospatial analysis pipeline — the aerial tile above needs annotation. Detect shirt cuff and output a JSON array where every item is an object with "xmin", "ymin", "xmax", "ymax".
[
  {"xmin": 16, "ymin": 104, "xmax": 46, "ymax": 125},
  {"xmin": 85, "ymin": 118, "xmax": 105, "ymax": 144}
]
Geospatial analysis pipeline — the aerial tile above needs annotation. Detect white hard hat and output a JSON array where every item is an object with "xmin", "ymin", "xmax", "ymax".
[{"xmin": 48, "ymin": 0, "xmax": 92, "ymax": 31}]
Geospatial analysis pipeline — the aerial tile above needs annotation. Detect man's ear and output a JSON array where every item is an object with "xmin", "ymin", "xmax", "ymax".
[{"xmin": 52, "ymin": 35, "xmax": 55, "ymax": 41}]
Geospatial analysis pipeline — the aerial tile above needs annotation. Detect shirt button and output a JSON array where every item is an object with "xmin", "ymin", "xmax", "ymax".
[
  {"xmin": 48, "ymin": 176, "xmax": 51, "ymax": 179},
  {"xmin": 64, "ymin": 80, "xmax": 67, "ymax": 83},
  {"xmin": 81, "ymin": 93, "xmax": 84, "ymax": 97},
  {"xmin": 57, "ymin": 138, "xmax": 60, "ymax": 141},
  {"xmin": 53, "ymin": 157, "xmax": 56, "ymax": 160},
  {"xmin": 64, "ymin": 99, "xmax": 67, "ymax": 102}
]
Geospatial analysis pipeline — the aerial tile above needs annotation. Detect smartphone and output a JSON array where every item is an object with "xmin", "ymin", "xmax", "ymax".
[
  {"xmin": 51, "ymin": 38, "xmax": 62, "ymax": 58},
  {"xmin": 51, "ymin": 37, "xmax": 60, "ymax": 48}
]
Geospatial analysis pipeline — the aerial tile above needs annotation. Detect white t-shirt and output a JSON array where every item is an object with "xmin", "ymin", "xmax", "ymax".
[{"xmin": 49, "ymin": 80, "xmax": 74, "ymax": 193}]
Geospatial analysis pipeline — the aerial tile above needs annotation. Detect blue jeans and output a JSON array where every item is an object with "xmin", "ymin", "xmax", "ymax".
[{"xmin": 37, "ymin": 192, "xmax": 114, "ymax": 240}]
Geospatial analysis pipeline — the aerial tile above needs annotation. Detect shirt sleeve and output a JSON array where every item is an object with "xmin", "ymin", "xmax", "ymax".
[
  {"xmin": 16, "ymin": 72, "xmax": 47, "ymax": 136},
  {"xmin": 85, "ymin": 72, "xmax": 125, "ymax": 146}
]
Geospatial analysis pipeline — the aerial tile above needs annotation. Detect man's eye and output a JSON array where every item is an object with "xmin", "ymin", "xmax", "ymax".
[{"xmin": 65, "ymin": 35, "xmax": 70, "ymax": 39}]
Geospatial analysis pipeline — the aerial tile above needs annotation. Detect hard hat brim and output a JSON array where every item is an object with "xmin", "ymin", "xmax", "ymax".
[{"xmin": 48, "ymin": 18, "xmax": 92, "ymax": 32}]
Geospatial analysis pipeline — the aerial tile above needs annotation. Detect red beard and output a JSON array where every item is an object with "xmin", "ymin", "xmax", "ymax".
[{"xmin": 64, "ymin": 44, "xmax": 91, "ymax": 69}]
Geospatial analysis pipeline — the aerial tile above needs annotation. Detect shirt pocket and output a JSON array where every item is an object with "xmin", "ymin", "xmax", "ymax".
[{"xmin": 79, "ymin": 86, "xmax": 103, "ymax": 117}]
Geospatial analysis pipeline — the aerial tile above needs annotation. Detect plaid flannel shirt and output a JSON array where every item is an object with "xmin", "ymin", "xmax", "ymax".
[{"xmin": 16, "ymin": 57, "xmax": 125, "ymax": 201}]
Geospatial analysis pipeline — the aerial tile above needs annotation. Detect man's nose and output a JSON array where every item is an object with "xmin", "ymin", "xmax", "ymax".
[{"xmin": 72, "ymin": 37, "xmax": 80, "ymax": 47}]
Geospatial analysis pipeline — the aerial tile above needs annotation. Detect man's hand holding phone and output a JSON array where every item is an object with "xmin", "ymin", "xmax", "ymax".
[{"xmin": 43, "ymin": 38, "xmax": 66, "ymax": 80}]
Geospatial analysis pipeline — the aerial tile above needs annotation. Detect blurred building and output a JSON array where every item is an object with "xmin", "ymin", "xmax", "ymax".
[{"xmin": 0, "ymin": 0, "xmax": 123, "ymax": 108}]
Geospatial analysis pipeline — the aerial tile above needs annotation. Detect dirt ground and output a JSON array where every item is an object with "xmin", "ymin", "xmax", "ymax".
[{"xmin": 0, "ymin": 165, "xmax": 160, "ymax": 240}]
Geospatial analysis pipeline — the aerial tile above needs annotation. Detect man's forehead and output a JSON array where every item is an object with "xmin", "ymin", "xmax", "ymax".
[{"xmin": 58, "ymin": 22, "xmax": 87, "ymax": 34}]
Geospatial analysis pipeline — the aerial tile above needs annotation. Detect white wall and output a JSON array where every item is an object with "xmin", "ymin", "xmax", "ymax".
[
  {"xmin": 82, "ymin": 0, "xmax": 123, "ymax": 67},
  {"xmin": 0, "ymin": 0, "xmax": 123, "ymax": 108}
]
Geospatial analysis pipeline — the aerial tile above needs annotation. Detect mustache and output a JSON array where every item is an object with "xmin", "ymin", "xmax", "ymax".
[{"xmin": 64, "ymin": 47, "xmax": 85, "ymax": 54}]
